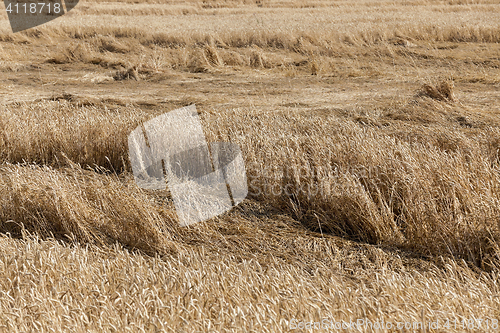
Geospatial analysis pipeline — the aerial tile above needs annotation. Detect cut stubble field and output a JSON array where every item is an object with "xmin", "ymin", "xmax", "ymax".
[{"xmin": 0, "ymin": 0, "xmax": 500, "ymax": 331}]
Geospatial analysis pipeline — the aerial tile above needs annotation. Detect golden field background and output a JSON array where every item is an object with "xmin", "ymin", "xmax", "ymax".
[{"xmin": 0, "ymin": 0, "xmax": 499, "ymax": 331}]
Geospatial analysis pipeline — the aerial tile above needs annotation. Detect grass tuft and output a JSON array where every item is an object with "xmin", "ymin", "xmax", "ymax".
[{"xmin": 420, "ymin": 80, "xmax": 457, "ymax": 102}]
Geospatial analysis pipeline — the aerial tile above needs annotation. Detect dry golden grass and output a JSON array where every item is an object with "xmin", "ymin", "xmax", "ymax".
[
  {"xmin": 1, "ymin": 98, "xmax": 500, "ymax": 330},
  {"xmin": 420, "ymin": 80, "xmax": 457, "ymax": 102},
  {"xmin": 0, "ymin": 0, "xmax": 500, "ymax": 331},
  {"xmin": 1, "ymin": 233, "xmax": 500, "ymax": 332}
]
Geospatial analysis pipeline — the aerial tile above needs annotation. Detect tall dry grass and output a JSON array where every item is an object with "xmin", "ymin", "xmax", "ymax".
[
  {"xmin": 0, "ymin": 101, "xmax": 145, "ymax": 171},
  {"xmin": 203, "ymin": 104, "xmax": 500, "ymax": 271},
  {"xmin": 1, "ymin": 98, "xmax": 500, "ymax": 270},
  {"xmin": 1, "ymin": 232, "xmax": 500, "ymax": 332}
]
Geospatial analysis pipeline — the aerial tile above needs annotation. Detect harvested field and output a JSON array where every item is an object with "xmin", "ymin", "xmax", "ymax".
[{"xmin": 0, "ymin": 0, "xmax": 499, "ymax": 331}]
